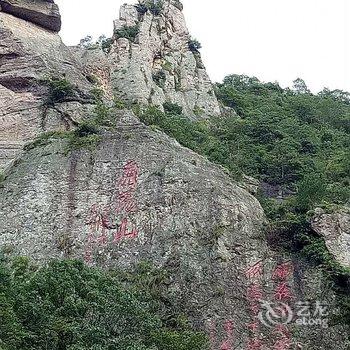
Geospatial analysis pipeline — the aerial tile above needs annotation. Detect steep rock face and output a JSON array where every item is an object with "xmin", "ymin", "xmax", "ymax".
[
  {"xmin": 109, "ymin": 0, "xmax": 221, "ymax": 119},
  {"xmin": 0, "ymin": 10, "xmax": 94, "ymax": 170},
  {"xmin": 0, "ymin": 0, "xmax": 61, "ymax": 32},
  {"xmin": 0, "ymin": 113, "xmax": 348, "ymax": 348},
  {"xmin": 311, "ymin": 208, "xmax": 350, "ymax": 269},
  {"xmin": 0, "ymin": 1, "xmax": 349, "ymax": 348}
]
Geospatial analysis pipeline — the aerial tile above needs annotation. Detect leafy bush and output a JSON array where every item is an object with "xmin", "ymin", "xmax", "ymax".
[
  {"xmin": 137, "ymin": 106, "xmax": 241, "ymax": 177},
  {"xmin": 152, "ymin": 70, "xmax": 167, "ymax": 89},
  {"xmin": 188, "ymin": 39, "xmax": 202, "ymax": 53},
  {"xmin": 146, "ymin": 0, "xmax": 164, "ymax": 15},
  {"xmin": 163, "ymin": 102, "xmax": 183, "ymax": 115},
  {"xmin": 45, "ymin": 77, "xmax": 74, "ymax": 105},
  {"xmin": 74, "ymin": 121, "xmax": 99, "ymax": 138},
  {"xmin": 115, "ymin": 25, "xmax": 140, "ymax": 42},
  {"xmin": 135, "ymin": 1, "xmax": 164, "ymax": 16},
  {"xmin": 114, "ymin": 96, "xmax": 126, "ymax": 110},
  {"xmin": 0, "ymin": 258, "xmax": 208, "ymax": 350},
  {"xmin": 135, "ymin": 2, "xmax": 148, "ymax": 14},
  {"xmin": 96, "ymin": 35, "xmax": 114, "ymax": 54},
  {"xmin": 79, "ymin": 35, "xmax": 114, "ymax": 54}
]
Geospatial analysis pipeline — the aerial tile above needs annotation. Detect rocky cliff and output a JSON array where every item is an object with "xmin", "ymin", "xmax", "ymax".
[
  {"xmin": 0, "ymin": 1, "xmax": 349, "ymax": 349},
  {"xmin": 109, "ymin": 0, "xmax": 221, "ymax": 119},
  {"xmin": 0, "ymin": 1, "xmax": 95, "ymax": 170}
]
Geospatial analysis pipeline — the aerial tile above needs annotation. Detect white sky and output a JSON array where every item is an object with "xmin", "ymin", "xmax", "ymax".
[{"xmin": 56, "ymin": 0, "xmax": 350, "ymax": 93}]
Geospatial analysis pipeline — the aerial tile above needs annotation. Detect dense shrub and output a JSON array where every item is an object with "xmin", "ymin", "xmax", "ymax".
[
  {"xmin": 0, "ymin": 258, "xmax": 208, "ymax": 350},
  {"xmin": 188, "ymin": 39, "xmax": 202, "ymax": 53},
  {"xmin": 146, "ymin": 0, "xmax": 164, "ymax": 16},
  {"xmin": 135, "ymin": 2, "xmax": 148, "ymax": 15},
  {"xmin": 45, "ymin": 77, "xmax": 74, "ymax": 105},
  {"xmin": 163, "ymin": 102, "xmax": 183, "ymax": 115},
  {"xmin": 152, "ymin": 70, "xmax": 167, "ymax": 89},
  {"xmin": 115, "ymin": 25, "xmax": 140, "ymax": 42},
  {"xmin": 79, "ymin": 35, "xmax": 114, "ymax": 54}
]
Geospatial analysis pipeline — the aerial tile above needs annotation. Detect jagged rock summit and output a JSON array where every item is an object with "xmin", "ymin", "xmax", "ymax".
[{"xmin": 109, "ymin": 0, "xmax": 221, "ymax": 119}]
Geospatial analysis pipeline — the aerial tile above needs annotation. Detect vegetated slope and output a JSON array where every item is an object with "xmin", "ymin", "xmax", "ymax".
[
  {"xmin": 137, "ymin": 74, "xmax": 350, "ymax": 328},
  {"xmin": 0, "ymin": 257, "xmax": 207, "ymax": 350}
]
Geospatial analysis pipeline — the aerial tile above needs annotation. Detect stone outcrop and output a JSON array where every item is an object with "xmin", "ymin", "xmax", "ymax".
[
  {"xmin": 0, "ymin": 0, "xmax": 61, "ymax": 32},
  {"xmin": 311, "ymin": 207, "xmax": 350, "ymax": 269},
  {"xmin": 0, "ymin": 9, "xmax": 94, "ymax": 170},
  {"xmin": 109, "ymin": 0, "xmax": 221, "ymax": 119}
]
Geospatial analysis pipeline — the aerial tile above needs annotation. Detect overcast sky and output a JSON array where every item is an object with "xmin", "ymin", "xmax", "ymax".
[{"xmin": 56, "ymin": 0, "xmax": 350, "ymax": 93}]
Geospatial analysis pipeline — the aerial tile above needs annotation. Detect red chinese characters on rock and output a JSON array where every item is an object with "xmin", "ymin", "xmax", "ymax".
[
  {"xmin": 113, "ymin": 160, "xmax": 139, "ymax": 240},
  {"xmin": 84, "ymin": 160, "xmax": 140, "ymax": 262},
  {"xmin": 272, "ymin": 262, "xmax": 294, "ymax": 350},
  {"xmin": 246, "ymin": 338, "xmax": 263, "ymax": 350},
  {"xmin": 272, "ymin": 262, "xmax": 293, "ymax": 280},
  {"xmin": 273, "ymin": 261, "xmax": 294, "ymax": 302},
  {"xmin": 246, "ymin": 261, "xmax": 263, "ymax": 280},
  {"xmin": 275, "ymin": 282, "xmax": 293, "ymax": 301},
  {"xmin": 273, "ymin": 325, "xmax": 292, "ymax": 350},
  {"xmin": 220, "ymin": 320, "xmax": 234, "ymax": 350},
  {"xmin": 245, "ymin": 261, "xmax": 265, "ymax": 350},
  {"xmin": 84, "ymin": 204, "xmax": 110, "ymax": 262},
  {"xmin": 208, "ymin": 320, "xmax": 234, "ymax": 350},
  {"xmin": 116, "ymin": 160, "xmax": 139, "ymax": 214},
  {"xmin": 113, "ymin": 217, "xmax": 138, "ymax": 242}
]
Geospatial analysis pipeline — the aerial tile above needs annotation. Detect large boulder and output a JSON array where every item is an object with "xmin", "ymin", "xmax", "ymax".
[{"xmin": 0, "ymin": 0, "xmax": 61, "ymax": 32}]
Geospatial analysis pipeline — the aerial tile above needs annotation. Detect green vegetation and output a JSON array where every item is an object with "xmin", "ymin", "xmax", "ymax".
[
  {"xmin": 45, "ymin": 77, "xmax": 74, "ymax": 105},
  {"xmin": 188, "ymin": 39, "xmax": 202, "ymax": 53},
  {"xmin": 163, "ymin": 102, "xmax": 183, "ymax": 115},
  {"xmin": 172, "ymin": 0, "xmax": 183, "ymax": 11},
  {"xmin": 24, "ymin": 128, "xmax": 101, "ymax": 154},
  {"xmin": 137, "ymin": 74, "xmax": 350, "ymax": 327},
  {"xmin": 135, "ymin": 2, "xmax": 148, "ymax": 15},
  {"xmin": 152, "ymin": 70, "xmax": 167, "ymax": 89},
  {"xmin": 135, "ymin": 1, "xmax": 164, "ymax": 16},
  {"xmin": 79, "ymin": 35, "xmax": 114, "ymax": 54},
  {"xmin": 146, "ymin": 0, "xmax": 164, "ymax": 16},
  {"xmin": 0, "ymin": 257, "xmax": 208, "ymax": 350},
  {"xmin": 115, "ymin": 25, "xmax": 140, "ymax": 43},
  {"xmin": 162, "ymin": 60, "xmax": 173, "ymax": 72}
]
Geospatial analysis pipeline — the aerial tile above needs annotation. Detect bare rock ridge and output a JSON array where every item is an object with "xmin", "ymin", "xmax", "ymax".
[
  {"xmin": 0, "ymin": 0, "xmax": 61, "ymax": 32},
  {"xmin": 109, "ymin": 0, "xmax": 221, "ymax": 119}
]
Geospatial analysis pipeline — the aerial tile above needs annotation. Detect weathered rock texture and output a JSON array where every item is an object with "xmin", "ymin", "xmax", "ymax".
[
  {"xmin": 0, "ymin": 113, "xmax": 348, "ymax": 348},
  {"xmin": 109, "ymin": 0, "xmax": 221, "ymax": 119},
  {"xmin": 311, "ymin": 207, "xmax": 350, "ymax": 269},
  {"xmin": 0, "ymin": 10, "xmax": 94, "ymax": 170},
  {"xmin": 0, "ymin": 1, "xmax": 349, "ymax": 348},
  {"xmin": 0, "ymin": 0, "xmax": 61, "ymax": 32}
]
